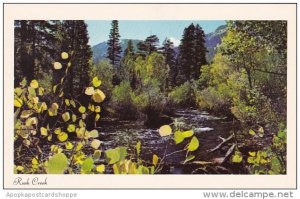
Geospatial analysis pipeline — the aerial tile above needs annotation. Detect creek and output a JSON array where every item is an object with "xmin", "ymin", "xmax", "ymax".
[{"xmin": 96, "ymin": 108, "xmax": 245, "ymax": 174}]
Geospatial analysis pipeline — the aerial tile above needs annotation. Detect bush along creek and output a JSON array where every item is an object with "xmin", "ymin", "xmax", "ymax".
[{"xmin": 14, "ymin": 20, "xmax": 286, "ymax": 174}]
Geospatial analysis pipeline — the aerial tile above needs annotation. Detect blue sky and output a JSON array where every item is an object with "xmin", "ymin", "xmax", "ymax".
[{"xmin": 86, "ymin": 20, "xmax": 226, "ymax": 47}]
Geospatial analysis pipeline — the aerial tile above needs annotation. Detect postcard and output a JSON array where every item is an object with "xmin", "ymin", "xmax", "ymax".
[{"xmin": 3, "ymin": 3, "xmax": 296, "ymax": 189}]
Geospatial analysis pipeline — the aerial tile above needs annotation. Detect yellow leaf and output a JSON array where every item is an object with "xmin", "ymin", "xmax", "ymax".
[
  {"xmin": 78, "ymin": 106, "xmax": 86, "ymax": 114},
  {"xmin": 92, "ymin": 77, "xmax": 102, "ymax": 87},
  {"xmin": 53, "ymin": 62, "xmax": 62, "ymax": 69},
  {"xmin": 95, "ymin": 106, "xmax": 101, "ymax": 113},
  {"xmin": 76, "ymin": 142, "xmax": 83, "ymax": 151},
  {"xmin": 16, "ymin": 166, "xmax": 24, "ymax": 171},
  {"xmin": 30, "ymin": 80, "xmax": 39, "ymax": 89},
  {"xmin": 32, "ymin": 158, "xmax": 38, "ymax": 165},
  {"xmin": 65, "ymin": 99, "xmax": 70, "ymax": 106},
  {"xmin": 67, "ymin": 124, "xmax": 75, "ymax": 132},
  {"xmin": 14, "ymin": 98, "xmax": 23, "ymax": 108},
  {"xmin": 158, "ymin": 125, "xmax": 172, "ymax": 137},
  {"xmin": 65, "ymin": 141, "xmax": 74, "ymax": 149},
  {"xmin": 32, "ymin": 97, "xmax": 39, "ymax": 104},
  {"xmin": 61, "ymin": 52, "xmax": 69, "ymax": 59},
  {"xmin": 152, "ymin": 154, "xmax": 159, "ymax": 166},
  {"xmin": 85, "ymin": 87, "xmax": 95, "ymax": 95},
  {"xmin": 92, "ymin": 89, "xmax": 106, "ymax": 103},
  {"xmin": 91, "ymin": 139, "xmax": 101, "ymax": 149},
  {"xmin": 96, "ymin": 164, "xmax": 105, "ymax": 173},
  {"xmin": 72, "ymin": 114, "xmax": 77, "ymax": 122},
  {"xmin": 40, "ymin": 127, "xmax": 48, "ymax": 136},
  {"xmin": 187, "ymin": 136, "xmax": 199, "ymax": 152},
  {"xmin": 95, "ymin": 114, "xmax": 100, "ymax": 121},
  {"xmin": 76, "ymin": 127, "xmax": 86, "ymax": 139},
  {"xmin": 54, "ymin": 128, "xmax": 61, "ymax": 135},
  {"xmin": 89, "ymin": 130, "xmax": 99, "ymax": 138},
  {"xmin": 21, "ymin": 110, "xmax": 33, "ymax": 119},
  {"xmin": 58, "ymin": 132, "xmax": 68, "ymax": 142},
  {"xmin": 249, "ymin": 151, "xmax": 256, "ymax": 157},
  {"xmin": 249, "ymin": 129, "xmax": 256, "ymax": 136},
  {"xmin": 62, "ymin": 112, "xmax": 70, "ymax": 122},
  {"xmin": 53, "ymin": 85, "xmax": 57, "ymax": 93}
]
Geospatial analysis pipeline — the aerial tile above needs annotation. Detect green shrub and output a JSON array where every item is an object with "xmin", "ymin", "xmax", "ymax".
[
  {"xmin": 196, "ymin": 87, "xmax": 231, "ymax": 114},
  {"xmin": 110, "ymin": 81, "xmax": 138, "ymax": 119},
  {"xmin": 169, "ymin": 81, "xmax": 195, "ymax": 107}
]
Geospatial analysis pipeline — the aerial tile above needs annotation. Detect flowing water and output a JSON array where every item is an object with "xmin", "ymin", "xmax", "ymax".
[{"xmin": 96, "ymin": 108, "xmax": 243, "ymax": 174}]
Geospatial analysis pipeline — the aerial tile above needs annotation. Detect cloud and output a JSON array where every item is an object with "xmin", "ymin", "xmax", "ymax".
[{"xmin": 169, "ymin": 37, "xmax": 181, "ymax": 47}]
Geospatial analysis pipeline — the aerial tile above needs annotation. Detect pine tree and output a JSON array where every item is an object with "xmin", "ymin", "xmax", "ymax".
[
  {"xmin": 177, "ymin": 23, "xmax": 207, "ymax": 84},
  {"xmin": 120, "ymin": 40, "xmax": 137, "ymax": 88},
  {"xmin": 60, "ymin": 20, "xmax": 92, "ymax": 97},
  {"xmin": 193, "ymin": 24, "xmax": 208, "ymax": 79},
  {"xmin": 137, "ymin": 35, "xmax": 159, "ymax": 56},
  {"xmin": 124, "ymin": 40, "xmax": 134, "ymax": 57},
  {"xmin": 14, "ymin": 20, "xmax": 58, "ymax": 84},
  {"xmin": 161, "ymin": 38, "xmax": 177, "ymax": 89},
  {"xmin": 107, "ymin": 20, "xmax": 122, "ymax": 67},
  {"xmin": 177, "ymin": 23, "xmax": 195, "ymax": 84}
]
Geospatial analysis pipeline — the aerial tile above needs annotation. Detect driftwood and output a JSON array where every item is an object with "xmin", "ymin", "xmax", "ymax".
[
  {"xmin": 212, "ymin": 144, "xmax": 236, "ymax": 164},
  {"xmin": 207, "ymin": 134, "xmax": 234, "ymax": 153}
]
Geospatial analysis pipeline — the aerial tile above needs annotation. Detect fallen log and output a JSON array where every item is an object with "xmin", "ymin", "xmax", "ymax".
[
  {"xmin": 207, "ymin": 134, "xmax": 234, "ymax": 153},
  {"xmin": 212, "ymin": 144, "xmax": 236, "ymax": 164}
]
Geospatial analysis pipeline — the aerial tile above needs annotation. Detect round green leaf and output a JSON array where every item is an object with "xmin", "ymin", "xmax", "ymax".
[
  {"xmin": 187, "ymin": 136, "xmax": 199, "ymax": 152},
  {"xmin": 78, "ymin": 106, "xmax": 86, "ymax": 114},
  {"xmin": 47, "ymin": 153, "xmax": 68, "ymax": 174},
  {"xmin": 81, "ymin": 157, "xmax": 94, "ymax": 173},
  {"xmin": 89, "ymin": 130, "xmax": 99, "ymax": 138}
]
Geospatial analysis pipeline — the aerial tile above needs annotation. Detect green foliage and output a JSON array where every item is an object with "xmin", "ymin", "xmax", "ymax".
[
  {"xmin": 177, "ymin": 23, "xmax": 207, "ymax": 84},
  {"xmin": 231, "ymin": 151, "xmax": 243, "ymax": 163},
  {"xmin": 107, "ymin": 20, "xmax": 122, "ymax": 66},
  {"xmin": 105, "ymin": 147, "xmax": 127, "ymax": 165},
  {"xmin": 187, "ymin": 136, "xmax": 200, "ymax": 152},
  {"xmin": 47, "ymin": 153, "xmax": 68, "ymax": 174},
  {"xmin": 110, "ymin": 81, "xmax": 137, "ymax": 119},
  {"xmin": 169, "ymin": 81, "xmax": 196, "ymax": 107},
  {"xmin": 174, "ymin": 130, "xmax": 194, "ymax": 144},
  {"xmin": 90, "ymin": 59, "xmax": 114, "ymax": 99},
  {"xmin": 14, "ymin": 56, "xmax": 107, "ymax": 174}
]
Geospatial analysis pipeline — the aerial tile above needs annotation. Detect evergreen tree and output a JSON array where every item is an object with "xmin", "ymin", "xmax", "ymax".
[
  {"xmin": 14, "ymin": 20, "xmax": 58, "ymax": 84},
  {"xmin": 107, "ymin": 20, "xmax": 122, "ymax": 67},
  {"xmin": 177, "ymin": 23, "xmax": 207, "ymax": 84},
  {"xmin": 177, "ymin": 23, "xmax": 195, "ymax": 84},
  {"xmin": 137, "ymin": 35, "xmax": 159, "ymax": 56},
  {"xmin": 120, "ymin": 40, "xmax": 136, "ymax": 88},
  {"xmin": 60, "ymin": 20, "xmax": 92, "ymax": 97},
  {"xmin": 193, "ymin": 24, "xmax": 208, "ymax": 79},
  {"xmin": 124, "ymin": 40, "xmax": 134, "ymax": 57},
  {"xmin": 161, "ymin": 38, "xmax": 177, "ymax": 89}
]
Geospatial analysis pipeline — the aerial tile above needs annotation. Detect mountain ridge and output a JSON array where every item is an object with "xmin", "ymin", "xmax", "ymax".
[{"xmin": 91, "ymin": 25, "xmax": 227, "ymax": 64}]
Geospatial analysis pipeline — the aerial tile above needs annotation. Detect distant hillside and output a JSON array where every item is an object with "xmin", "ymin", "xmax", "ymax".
[
  {"xmin": 91, "ymin": 25, "xmax": 227, "ymax": 64},
  {"xmin": 205, "ymin": 24, "xmax": 227, "ymax": 63},
  {"xmin": 92, "ymin": 39, "xmax": 141, "ymax": 64}
]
